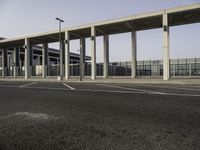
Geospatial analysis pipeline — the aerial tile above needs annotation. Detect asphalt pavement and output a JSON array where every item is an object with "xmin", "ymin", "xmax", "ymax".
[{"xmin": 0, "ymin": 81, "xmax": 200, "ymax": 150}]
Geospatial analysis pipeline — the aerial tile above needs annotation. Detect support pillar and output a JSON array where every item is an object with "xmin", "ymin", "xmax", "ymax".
[
  {"xmin": 37, "ymin": 55, "xmax": 41, "ymax": 65},
  {"xmin": 30, "ymin": 44, "xmax": 33, "ymax": 77},
  {"xmin": 189, "ymin": 63, "xmax": 192, "ymax": 76},
  {"xmin": 103, "ymin": 34, "xmax": 109, "ymax": 78},
  {"xmin": 65, "ymin": 31, "xmax": 70, "ymax": 79},
  {"xmin": 62, "ymin": 40, "xmax": 65, "ymax": 77},
  {"xmin": 2, "ymin": 49, "xmax": 7, "ymax": 78},
  {"xmin": 131, "ymin": 31, "xmax": 137, "ymax": 79},
  {"xmin": 13, "ymin": 48, "xmax": 19, "ymax": 78},
  {"xmin": 25, "ymin": 38, "xmax": 31, "ymax": 79},
  {"xmin": 42, "ymin": 43, "xmax": 48, "ymax": 78},
  {"xmin": 59, "ymin": 40, "xmax": 64, "ymax": 79},
  {"xmin": 91, "ymin": 26, "xmax": 96, "ymax": 80},
  {"xmin": 80, "ymin": 37, "xmax": 86, "ymax": 80},
  {"xmin": 163, "ymin": 12, "xmax": 170, "ymax": 80}
]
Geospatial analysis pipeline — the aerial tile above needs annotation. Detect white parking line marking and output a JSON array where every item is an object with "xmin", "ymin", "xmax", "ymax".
[
  {"xmin": 22, "ymin": 86, "xmax": 70, "ymax": 91},
  {"xmin": 0, "ymin": 85, "xmax": 19, "ymax": 88},
  {"xmin": 19, "ymin": 82, "xmax": 37, "ymax": 88},
  {"xmin": 96, "ymin": 84, "xmax": 166, "ymax": 95},
  {"xmin": 78, "ymin": 88, "xmax": 145, "ymax": 94},
  {"xmin": 62, "ymin": 83, "xmax": 75, "ymax": 90},
  {"xmin": 192, "ymin": 86, "xmax": 200, "ymax": 88},
  {"xmin": 142, "ymin": 85, "xmax": 200, "ymax": 91},
  {"xmin": 0, "ymin": 84, "xmax": 200, "ymax": 97},
  {"xmin": 166, "ymin": 93, "xmax": 200, "ymax": 97}
]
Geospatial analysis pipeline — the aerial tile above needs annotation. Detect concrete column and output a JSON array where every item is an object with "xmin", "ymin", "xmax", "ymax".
[
  {"xmin": 30, "ymin": 44, "xmax": 33, "ymax": 77},
  {"xmin": 91, "ymin": 26, "xmax": 96, "ymax": 80},
  {"xmin": 80, "ymin": 37, "xmax": 86, "ymax": 80},
  {"xmin": 103, "ymin": 34, "xmax": 109, "ymax": 78},
  {"xmin": 0, "ymin": 51, "xmax": 1, "ymax": 76},
  {"xmin": 131, "ymin": 31, "xmax": 137, "ymax": 79},
  {"xmin": 59, "ymin": 40, "xmax": 64, "ymax": 79},
  {"xmin": 42, "ymin": 43, "xmax": 48, "ymax": 78},
  {"xmin": 62, "ymin": 40, "xmax": 65, "ymax": 77},
  {"xmin": 163, "ymin": 12, "xmax": 170, "ymax": 80},
  {"xmin": 65, "ymin": 31, "xmax": 70, "ymax": 79},
  {"xmin": 2, "ymin": 49, "xmax": 7, "ymax": 78},
  {"xmin": 189, "ymin": 63, "xmax": 192, "ymax": 76},
  {"xmin": 13, "ymin": 48, "xmax": 20, "ymax": 78},
  {"xmin": 25, "ymin": 38, "xmax": 31, "ymax": 79},
  {"xmin": 83, "ymin": 43, "xmax": 86, "ymax": 76},
  {"xmin": 37, "ymin": 55, "xmax": 41, "ymax": 65}
]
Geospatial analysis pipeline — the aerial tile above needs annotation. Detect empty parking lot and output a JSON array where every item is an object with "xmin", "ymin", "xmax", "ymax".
[{"xmin": 0, "ymin": 81, "xmax": 200, "ymax": 150}]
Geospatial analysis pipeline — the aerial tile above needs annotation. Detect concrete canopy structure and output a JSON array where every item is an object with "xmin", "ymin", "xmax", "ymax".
[{"xmin": 0, "ymin": 4, "xmax": 200, "ymax": 80}]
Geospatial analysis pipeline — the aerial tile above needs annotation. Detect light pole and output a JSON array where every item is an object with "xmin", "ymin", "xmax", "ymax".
[{"xmin": 55, "ymin": 17, "xmax": 64, "ymax": 80}]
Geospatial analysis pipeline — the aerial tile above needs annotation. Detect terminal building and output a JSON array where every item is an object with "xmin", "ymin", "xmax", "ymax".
[
  {"xmin": 0, "ymin": 4, "xmax": 200, "ymax": 80},
  {"xmin": 0, "ymin": 44, "xmax": 90, "ymax": 77}
]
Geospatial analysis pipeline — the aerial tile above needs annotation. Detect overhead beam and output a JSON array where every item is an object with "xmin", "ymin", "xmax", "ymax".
[
  {"xmin": 124, "ymin": 21, "xmax": 136, "ymax": 30},
  {"xmin": 96, "ymin": 28, "xmax": 106, "ymax": 34}
]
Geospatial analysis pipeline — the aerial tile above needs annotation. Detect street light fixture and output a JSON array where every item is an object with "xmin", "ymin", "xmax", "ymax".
[{"xmin": 55, "ymin": 17, "xmax": 64, "ymax": 80}]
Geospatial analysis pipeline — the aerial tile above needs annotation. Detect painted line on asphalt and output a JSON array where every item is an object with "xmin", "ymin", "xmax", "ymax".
[
  {"xmin": 21, "ymin": 86, "xmax": 70, "ymax": 91},
  {"xmin": 77, "ymin": 88, "xmax": 145, "ymax": 94},
  {"xmin": 0, "ymin": 85, "xmax": 144, "ymax": 94},
  {"xmin": 62, "ymin": 83, "xmax": 75, "ymax": 90},
  {"xmin": 165, "ymin": 93, "xmax": 200, "ymax": 97},
  {"xmin": 77, "ymin": 88, "xmax": 200, "ymax": 97},
  {"xmin": 19, "ymin": 82, "xmax": 37, "ymax": 88},
  {"xmin": 190, "ymin": 85, "xmax": 200, "ymax": 88},
  {"xmin": 96, "ymin": 84, "xmax": 166, "ymax": 95},
  {"xmin": 141, "ymin": 85, "xmax": 200, "ymax": 92},
  {"xmin": 1, "ymin": 84, "xmax": 200, "ymax": 97},
  {"xmin": 23, "ymin": 86, "xmax": 200, "ymax": 97},
  {"xmin": 0, "ymin": 85, "xmax": 20, "ymax": 88}
]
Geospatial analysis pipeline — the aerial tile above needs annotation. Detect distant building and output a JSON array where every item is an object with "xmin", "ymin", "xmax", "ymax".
[{"xmin": 0, "ymin": 45, "xmax": 90, "ymax": 76}]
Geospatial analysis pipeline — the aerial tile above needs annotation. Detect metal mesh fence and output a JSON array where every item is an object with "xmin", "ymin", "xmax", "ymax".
[{"xmin": 1, "ymin": 58, "xmax": 200, "ymax": 77}]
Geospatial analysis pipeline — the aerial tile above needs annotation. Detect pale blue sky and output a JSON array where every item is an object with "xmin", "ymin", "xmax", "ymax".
[{"xmin": 0, "ymin": 0, "xmax": 200, "ymax": 62}]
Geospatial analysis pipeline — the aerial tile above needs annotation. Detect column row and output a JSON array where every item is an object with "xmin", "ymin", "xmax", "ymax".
[{"xmin": 1, "ymin": 12, "xmax": 170, "ymax": 80}]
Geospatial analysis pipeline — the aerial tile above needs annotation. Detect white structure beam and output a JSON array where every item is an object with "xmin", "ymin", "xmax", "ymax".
[
  {"xmin": 25, "ymin": 38, "xmax": 31, "ymax": 79},
  {"xmin": 80, "ymin": 37, "xmax": 86, "ymax": 80},
  {"xmin": 65, "ymin": 31, "xmax": 70, "ymax": 80},
  {"xmin": 42, "ymin": 43, "xmax": 48, "ymax": 78},
  {"xmin": 62, "ymin": 40, "xmax": 65, "ymax": 77},
  {"xmin": 131, "ymin": 31, "xmax": 137, "ymax": 79},
  {"xmin": 13, "ymin": 48, "xmax": 19, "ymax": 78},
  {"xmin": 1, "ymin": 49, "xmax": 7, "ymax": 78},
  {"xmin": 60, "ymin": 41, "xmax": 63, "ymax": 78},
  {"xmin": 91, "ymin": 26, "xmax": 96, "ymax": 80},
  {"xmin": 103, "ymin": 34, "xmax": 109, "ymax": 78},
  {"xmin": 163, "ymin": 13, "xmax": 170, "ymax": 80}
]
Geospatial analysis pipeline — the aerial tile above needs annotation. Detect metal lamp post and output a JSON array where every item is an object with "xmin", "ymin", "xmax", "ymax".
[{"xmin": 55, "ymin": 17, "xmax": 64, "ymax": 80}]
